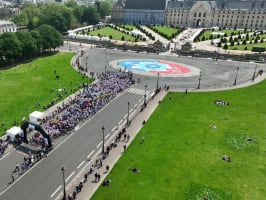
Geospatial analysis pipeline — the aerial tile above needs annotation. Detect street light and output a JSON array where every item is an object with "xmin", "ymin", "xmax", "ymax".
[
  {"xmin": 144, "ymin": 85, "xmax": 147, "ymax": 106},
  {"xmin": 105, "ymin": 65, "xmax": 107, "ymax": 76},
  {"xmin": 252, "ymin": 64, "xmax": 257, "ymax": 81},
  {"xmin": 127, "ymin": 102, "xmax": 130, "ymax": 126},
  {"xmin": 197, "ymin": 71, "xmax": 202, "ymax": 89},
  {"xmin": 156, "ymin": 72, "xmax": 160, "ymax": 93},
  {"xmin": 102, "ymin": 126, "xmax": 105, "ymax": 154},
  {"xmin": 61, "ymin": 166, "xmax": 66, "ymax": 200},
  {"xmin": 233, "ymin": 67, "xmax": 240, "ymax": 86}
]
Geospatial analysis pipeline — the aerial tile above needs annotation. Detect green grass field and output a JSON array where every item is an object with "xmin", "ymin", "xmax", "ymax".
[
  {"xmin": 201, "ymin": 29, "xmax": 245, "ymax": 40},
  {"xmin": 92, "ymin": 80, "xmax": 266, "ymax": 200},
  {"xmin": 118, "ymin": 24, "xmax": 137, "ymax": 31},
  {"xmin": 0, "ymin": 52, "xmax": 91, "ymax": 135},
  {"xmin": 151, "ymin": 25, "xmax": 180, "ymax": 38},
  {"xmin": 228, "ymin": 42, "xmax": 266, "ymax": 50},
  {"xmin": 88, "ymin": 27, "xmax": 137, "ymax": 41}
]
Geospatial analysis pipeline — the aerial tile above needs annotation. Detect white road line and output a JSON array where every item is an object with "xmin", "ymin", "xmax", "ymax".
[
  {"xmin": 138, "ymin": 99, "xmax": 142, "ymax": 103},
  {"xmin": 123, "ymin": 114, "xmax": 127, "ymax": 119},
  {"xmin": 111, "ymin": 126, "xmax": 117, "ymax": 132},
  {"xmin": 65, "ymin": 171, "xmax": 75, "ymax": 182},
  {"xmin": 87, "ymin": 150, "xmax": 95, "ymax": 159},
  {"xmin": 134, "ymin": 103, "xmax": 138, "ymax": 108},
  {"xmin": 97, "ymin": 141, "xmax": 103, "ymax": 148},
  {"xmin": 77, "ymin": 160, "xmax": 85, "ymax": 169},
  {"xmin": 50, "ymin": 185, "xmax": 62, "ymax": 198},
  {"xmin": 118, "ymin": 119, "xmax": 123, "ymax": 125},
  {"xmin": 105, "ymin": 133, "xmax": 110, "ymax": 140},
  {"xmin": 129, "ymin": 108, "xmax": 133, "ymax": 113}
]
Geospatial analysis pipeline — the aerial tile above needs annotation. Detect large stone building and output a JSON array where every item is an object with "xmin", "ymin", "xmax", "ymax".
[
  {"xmin": 112, "ymin": 0, "xmax": 266, "ymax": 30},
  {"xmin": 112, "ymin": 0, "xmax": 167, "ymax": 24},
  {"xmin": 165, "ymin": 0, "xmax": 266, "ymax": 30},
  {"xmin": 0, "ymin": 20, "xmax": 16, "ymax": 34}
]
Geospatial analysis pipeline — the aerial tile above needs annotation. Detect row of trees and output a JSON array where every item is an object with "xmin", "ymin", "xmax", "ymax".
[
  {"xmin": 0, "ymin": 25, "xmax": 63, "ymax": 64},
  {"xmin": 13, "ymin": 0, "xmax": 113, "ymax": 33}
]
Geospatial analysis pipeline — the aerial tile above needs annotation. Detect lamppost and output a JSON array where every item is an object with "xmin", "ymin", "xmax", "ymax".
[
  {"xmin": 86, "ymin": 56, "xmax": 88, "ymax": 72},
  {"xmin": 61, "ymin": 166, "xmax": 66, "ymax": 200},
  {"xmin": 127, "ymin": 102, "xmax": 130, "ymax": 126},
  {"xmin": 105, "ymin": 65, "xmax": 107, "ymax": 76},
  {"xmin": 233, "ymin": 67, "xmax": 240, "ymax": 86},
  {"xmin": 156, "ymin": 72, "xmax": 160, "ymax": 93},
  {"xmin": 144, "ymin": 85, "xmax": 147, "ymax": 106},
  {"xmin": 252, "ymin": 64, "xmax": 257, "ymax": 81},
  {"xmin": 102, "ymin": 126, "xmax": 105, "ymax": 154},
  {"xmin": 197, "ymin": 71, "xmax": 202, "ymax": 89}
]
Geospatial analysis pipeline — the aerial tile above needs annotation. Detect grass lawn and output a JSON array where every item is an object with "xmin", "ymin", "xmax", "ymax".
[
  {"xmin": 151, "ymin": 25, "xmax": 180, "ymax": 38},
  {"xmin": 92, "ymin": 80, "xmax": 266, "ymax": 200},
  {"xmin": 118, "ymin": 24, "xmax": 137, "ymax": 31},
  {"xmin": 201, "ymin": 29, "xmax": 245, "ymax": 40},
  {"xmin": 88, "ymin": 27, "xmax": 137, "ymax": 42},
  {"xmin": 0, "ymin": 52, "xmax": 91, "ymax": 135},
  {"xmin": 228, "ymin": 42, "xmax": 266, "ymax": 50}
]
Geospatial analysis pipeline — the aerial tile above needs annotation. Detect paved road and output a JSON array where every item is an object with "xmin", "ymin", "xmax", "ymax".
[
  {"xmin": 0, "ymin": 85, "xmax": 154, "ymax": 200},
  {"xmin": 0, "ymin": 42, "xmax": 265, "ymax": 200}
]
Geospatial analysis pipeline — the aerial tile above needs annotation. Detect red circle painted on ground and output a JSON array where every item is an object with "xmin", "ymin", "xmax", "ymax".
[{"xmin": 149, "ymin": 60, "xmax": 191, "ymax": 74}]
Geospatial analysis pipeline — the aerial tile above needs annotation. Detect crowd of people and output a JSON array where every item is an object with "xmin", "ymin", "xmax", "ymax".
[{"xmin": 42, "ymin": 71, "xmax": 133, "ymax": 139}]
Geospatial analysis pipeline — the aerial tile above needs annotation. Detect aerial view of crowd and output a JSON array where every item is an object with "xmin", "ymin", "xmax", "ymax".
[{"xmin": 42, "ymin": 71, "xmax": 133, "ymax": 139}]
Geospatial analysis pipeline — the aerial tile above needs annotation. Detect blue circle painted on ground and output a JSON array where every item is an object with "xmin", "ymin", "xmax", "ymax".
[{"xmin": 119, "ymin": 60, "xmax": 167, "ymax": 72}]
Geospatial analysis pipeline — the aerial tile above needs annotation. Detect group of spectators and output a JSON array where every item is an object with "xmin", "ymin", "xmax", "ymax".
[{"xmin": 42, "ymin": 71, "xmax": 133, "ymax": 140}]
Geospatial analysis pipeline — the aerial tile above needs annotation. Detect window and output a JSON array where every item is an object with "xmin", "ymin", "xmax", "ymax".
[
  {"xmin": 194, "ymin": 13, "xmax": 197, "ymax": 17},
  {"xmin": 199, "ymin": 12, "xmax": 201, "ymax": 17},
  {"xmin": 203, "ymin": 13, "xmax": 206, "ymax": 17}
]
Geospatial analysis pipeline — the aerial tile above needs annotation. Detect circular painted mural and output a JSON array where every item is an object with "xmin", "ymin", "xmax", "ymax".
[{"xmin": 118, "ymin": 59, "xmax": 191, "ymax": 75}]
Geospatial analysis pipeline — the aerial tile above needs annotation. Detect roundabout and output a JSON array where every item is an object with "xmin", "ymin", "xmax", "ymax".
[{"xmin": 110, "ymin": 59, "xmax": 200, "ymax": 77}]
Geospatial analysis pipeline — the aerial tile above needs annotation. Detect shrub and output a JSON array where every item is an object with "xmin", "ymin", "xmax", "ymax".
[
  {"xmin": 121, "ymin": 35, "xmax": 125, "ymax": 41},
  {"xmin": 244, "ymin": 46, "xmax": 248, "ymax": 50},
  {"xmin": 223, "ymin": 44, "xmax": 228, "ymax": 49}
]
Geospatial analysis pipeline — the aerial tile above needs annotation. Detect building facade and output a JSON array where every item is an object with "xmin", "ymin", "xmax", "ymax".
[
  {"xmin": 0, "ymin": 20, "xmax": 16, "ymax": 34},
  {"xmin": 165, "ymin": 0, "xmax": 266, "ymax": 30},
  {"xmin": 112, "ymin": 0, "xmax": 166, "ymax": 25}
]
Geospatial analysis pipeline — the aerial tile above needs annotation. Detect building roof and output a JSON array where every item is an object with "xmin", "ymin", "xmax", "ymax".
[
  {"xmin": 125, "ymin": 0, "xmax": 166, "ymax": 10},
  {"xmin": 167, "ymin": 0, "xmax": 266, "ymax": 10}
]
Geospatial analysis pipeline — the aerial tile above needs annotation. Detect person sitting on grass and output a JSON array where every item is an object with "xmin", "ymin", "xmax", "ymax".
[
  {"xmin": 222, "ymin": 155, "xmax": 231, "ymax": 162},
  {"xmin": 130, "ymin": 167, "xmax": 141, "ymax": 174}
]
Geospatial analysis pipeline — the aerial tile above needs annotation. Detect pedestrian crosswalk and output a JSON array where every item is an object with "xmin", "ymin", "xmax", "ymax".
[{"xmin": 126, "ymin": 88, "xmax": 153, "ymax": 96}]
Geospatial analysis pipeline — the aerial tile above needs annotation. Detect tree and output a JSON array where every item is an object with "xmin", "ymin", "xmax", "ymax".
[
  {"xmin": 30, "ymin": 30, "xmax": 42, "ymax": 53},
  {"xmin": 0, "ymin": 33, "xmax": 22, "ymax": 62},
  {"xmin": 99, "ymin": 1, "xmax": 112, "ymax": 18},
  {"xmin": 12, "ymin": 12, "xmax": 29, "ymax": 26},
  {"xmin": 36, "ymin": 24, "xmax": 63, "ymax": 50},
  {"xmin": 16, "ymin": 31, "xmax": 38, "ymax": 58},
  {"xmin": 82, "ymin": 6, "xmax": 99, "ymax": 25},
  {"xmin": 39, "ymin": 3, "xmax": 73, "ymax": 33}
]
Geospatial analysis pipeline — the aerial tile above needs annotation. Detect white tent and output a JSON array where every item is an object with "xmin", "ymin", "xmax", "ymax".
[
  {"xmin": 29, "ymin": 111, "xmax": 44, "ymax": 124},
  {"xmin": 6, "ymin": 126, "xmax": 22, "ymax": 142}
]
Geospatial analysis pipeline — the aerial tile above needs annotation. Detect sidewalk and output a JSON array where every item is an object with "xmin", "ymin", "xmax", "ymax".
[{"xmin": 58, "ymin": 90, "xmax": 167, "ymax": 200}]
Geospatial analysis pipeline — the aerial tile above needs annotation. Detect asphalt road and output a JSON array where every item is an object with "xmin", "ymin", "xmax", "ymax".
[
  {"xmin": 0, "ymin": 86, "xmax": 153, "ymax": 200},
  {"xmin": 0, "ymin": 41, "xmax": 265, "ymax": 200}
]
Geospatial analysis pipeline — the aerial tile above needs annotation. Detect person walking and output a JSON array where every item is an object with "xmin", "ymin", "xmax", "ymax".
[
  {"xmin": 123, "ymin": 145, "xmax": 126, "ymax": 152},
  {"xmin": 142, "ymin": 136, "xmax": 145, "ymax": 144}
]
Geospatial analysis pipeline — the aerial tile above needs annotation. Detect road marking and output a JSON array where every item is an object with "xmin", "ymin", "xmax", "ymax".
[
  {"xmin": 0, "ymin": 151, "xmax": 11, "ymax": 160},
  {"xmin": 111, "ymin": 126, "xmax": 117, "ymax": 132},
  {"xmin": 129, "ymin": 108, "xmax": 133, "ymax": 113},
  {"xmin": 65, "ymin": 171, "xmax": 75, "ymax": 182},
  {"xmin": 105, "ymin": 133, "xmax": 110, "ymax": 140},
  {"xmin": 134, "ymin": 103, "xmax": 138, "ymax": 109},
  {"xmin": 87, "ymin": 150, "xmax": 94, "ymax": 159},
  {"xmin": 123, "ymin": 114, "xmax": 127, "ymax": 119},
  {"xmin": 118, "ymin": 119, "xmax": 123, "ymax": 125},
  {"xmin": 138, "ymin": 99, "xmax": 142, "ymax": 103},
  {"xmin": 77, "ymin": 160, "xmax": 85, "ymax": 169},
  {"xmin": 96, "ymin": 141, "xmax": 103, "ymax": 148},
  {"xmin": 50, "ymin": 185, "xmax": 62, "ymax": 198}
]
